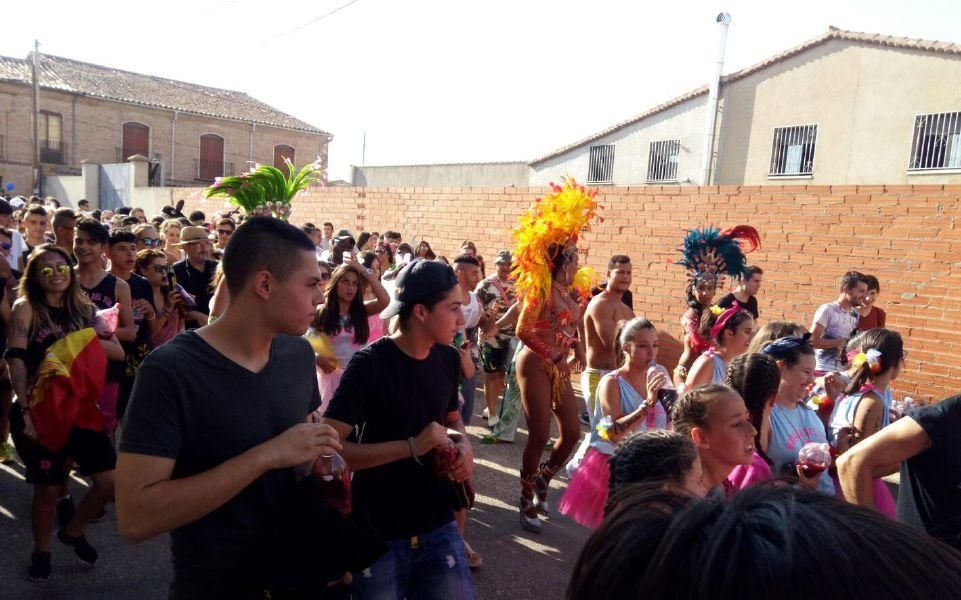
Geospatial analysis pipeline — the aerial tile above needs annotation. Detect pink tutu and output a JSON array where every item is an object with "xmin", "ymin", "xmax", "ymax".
[{"xmin": 559, "ymin": 448, "xmax": 611, "ymax": 528}]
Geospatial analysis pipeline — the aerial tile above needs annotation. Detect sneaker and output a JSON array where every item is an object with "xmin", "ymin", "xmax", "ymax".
[
  {"xmin": 89, "ymin": 507, "xmax": 107, "ymax": 523},
  {"xmin": 464, "ymin": 542, "xmax": 484, "ymax": 570},
  {"xmin": 28, "ymin": 551, "xmax": 51, "ymax": 582},
  {"xmin": 481, "ymin": 407, "xmax": 490, "ymax": 421},
  {"xmin": 56, "ymin": 496, "xmax": 76, "ymax": 530},
  {"xmin": 0, "ymin": 441, "xmax": 16, "ymax": 464},
  {"xmin": 578, "ymin": 411, "xmax": 591, "ymax": 426},
  {"xmin": 57, "ymin": 529, "xmax": 98, "ymax": 566}
]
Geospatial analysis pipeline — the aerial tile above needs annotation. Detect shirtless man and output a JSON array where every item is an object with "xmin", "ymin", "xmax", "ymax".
[{"xmin": 568, "ymin": 256, "xmax": 634, "ymax": 474}]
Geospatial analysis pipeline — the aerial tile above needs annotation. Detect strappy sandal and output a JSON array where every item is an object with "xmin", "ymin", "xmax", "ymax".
[
  {"xmin": 519, "ymin": 473, "xmax": 542, "ymax": 533},
  {"xmin": 534, "ymin": 462, "xmax": 560, "ymax": 518}
]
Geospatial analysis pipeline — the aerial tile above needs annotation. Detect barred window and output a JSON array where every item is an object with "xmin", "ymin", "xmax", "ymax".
[
  {"xmin": 909, "ymin": 112, "xmax": 961, "ymax": 170},
  {"xmin": 587, "ymin": 144, "xmax": 615, "ymax": 184},
  {"xmin": 769, "ymin": 124, "xmax": 817, "ymax": 176},
  {"xmin": 647, "ymin": 139, "xmax": 680, "ymax": 182}
]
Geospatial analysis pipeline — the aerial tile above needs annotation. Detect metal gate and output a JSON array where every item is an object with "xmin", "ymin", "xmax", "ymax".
[{"xmin": 99, "ymin": 163, "xmax": 132, "ymax": 210}]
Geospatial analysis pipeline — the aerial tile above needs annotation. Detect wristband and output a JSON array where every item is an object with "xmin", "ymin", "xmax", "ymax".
[
  {"xmin": 3, "ymin": 347, "xmax": 27, "ymax": 361},
  {"xmin": 408, "ymin": 437, "xmax": 422, "ymax": 466}
]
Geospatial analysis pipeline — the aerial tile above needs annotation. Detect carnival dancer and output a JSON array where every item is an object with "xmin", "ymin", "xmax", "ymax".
[
  {"xmin": 512, "ymin": 178, "xmax": 599, "ymax": 533},
  {"xmin": 673, "ymin": 225, "xmax": 761, "ymax": 390}
]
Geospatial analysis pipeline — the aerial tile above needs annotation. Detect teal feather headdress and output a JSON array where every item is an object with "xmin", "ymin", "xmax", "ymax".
[
  {"xmin": 676, "ymin": 225, "xmax": 761, "ymax": 283},
  {"xmin": 203, "ymin": 157, "xmax": 325, "ymax": 221}
]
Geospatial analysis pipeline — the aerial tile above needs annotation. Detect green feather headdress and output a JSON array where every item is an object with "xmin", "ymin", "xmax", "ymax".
[{"xmin": 203, "ymin": 157, "xmax": 325, "ymax": 221}]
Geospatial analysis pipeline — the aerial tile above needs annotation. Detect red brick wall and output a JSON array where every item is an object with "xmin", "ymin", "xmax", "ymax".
[{"xmin": 179, "ymin": 183, "xmax": 961, "ymax": 403}]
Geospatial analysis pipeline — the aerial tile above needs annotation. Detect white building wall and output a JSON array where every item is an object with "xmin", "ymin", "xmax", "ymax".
[{"xmin": 529, "ymin": 96, "xmax": 710, "ymax": 186}]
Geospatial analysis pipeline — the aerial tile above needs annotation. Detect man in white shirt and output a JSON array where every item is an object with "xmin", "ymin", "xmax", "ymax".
[{"xmin": 810, "ymin": 271, "xmax": 868, "ymax": 374}]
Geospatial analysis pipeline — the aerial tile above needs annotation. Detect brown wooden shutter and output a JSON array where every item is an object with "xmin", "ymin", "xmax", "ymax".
[
  {"xmin": 200, "ymin": 134, "xmax": 224, "ymax": 180},
  {"xmin": 273, "ymin": 145, "xmax": 295, "ymax": 176},
  {"xmin": 122, "ymin": 123, "xmax": 149, "ymax": 161}
]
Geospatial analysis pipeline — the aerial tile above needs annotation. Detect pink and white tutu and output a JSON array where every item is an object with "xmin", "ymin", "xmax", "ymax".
[{"xmin": 559, "ymin": 448, "xmax": 611, "ymax": 529}]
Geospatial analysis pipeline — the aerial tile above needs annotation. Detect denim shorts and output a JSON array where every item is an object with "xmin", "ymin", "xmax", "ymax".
[{"xmin": 353, "ymin": 520, "xmax": 474, "ymax": 600}]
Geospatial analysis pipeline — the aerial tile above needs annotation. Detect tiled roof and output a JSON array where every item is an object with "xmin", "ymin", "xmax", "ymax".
[
  {"xmin": 0, "ymin": 53, "xmax": 329, "ymax": 136},
  {"xmin": 530, "ymin": 27, "xmax": 961, "ymax": 165}
]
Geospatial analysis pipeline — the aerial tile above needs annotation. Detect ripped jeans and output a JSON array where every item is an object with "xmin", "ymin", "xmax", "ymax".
[{"xmin": 353, "ymin": 521, "xmax": 474, "ymax": 600}]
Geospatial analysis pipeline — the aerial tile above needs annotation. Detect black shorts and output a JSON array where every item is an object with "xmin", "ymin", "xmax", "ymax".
[
  {"xmin": 480, "ymin": 342, "xmax": 511, "ymax": 374},
  {"xmin": 9, "ymin": 403, "xmax": 116, "ymax": 486}
]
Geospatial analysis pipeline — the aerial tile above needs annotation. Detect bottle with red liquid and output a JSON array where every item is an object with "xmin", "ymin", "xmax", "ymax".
[{"xmin": 308, "ymin": 453, "xmax": 352, "ymax": 517}]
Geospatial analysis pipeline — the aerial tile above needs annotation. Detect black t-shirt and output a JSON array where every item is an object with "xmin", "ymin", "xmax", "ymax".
[
  {"xmin": 171, "ymin": 259, "xmax": 216, "ymax": 328},
  {"xmin": 120, "ymin": 331, "xmax": 321, "ymax": 588},
  {"xmin": 897, "ymin": 395, "xmax": 961, "ymax": 549},
  {"xmin": 324, "ymin": 337, "xmax": 460, "ymax": 540},
  {"xmin": 717, "ymin": 292, "xmax": 759, "ymax": 320}
]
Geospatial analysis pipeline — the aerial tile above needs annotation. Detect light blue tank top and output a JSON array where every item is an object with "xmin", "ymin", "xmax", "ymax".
[
  {"xmin": 590, "ymin": 368, "xmax": 669, "ymax": 454},
  {"xmin": 829, "ymin": 384, "xmax": 893, "ymax": 443},
  {"xmin": 769, "ymin": 402, "xmax": 836, "ymax": 495}
]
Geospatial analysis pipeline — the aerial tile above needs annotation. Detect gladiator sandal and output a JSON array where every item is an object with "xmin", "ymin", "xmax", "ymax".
[
  {"xmin": 534, "ymin": 462, "xmax": 560, "ymax": 518},
  {"xmin": 519, "ymin": 472, "xmax": 542, "ymax": 533}
]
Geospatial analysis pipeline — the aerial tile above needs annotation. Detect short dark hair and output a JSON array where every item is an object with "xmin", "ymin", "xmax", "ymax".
[
  {"xmin": 122, "ymin": 216, "xmax": 140, "ymax": 227},
  {"xmin": 108, "ymin": 229, "xmax": 137, "ymax": 246},
  {"xmin": 0, "ymin": 199, "xmax": 12, "ymax": 216},
  {"xmin": 323, "ymin": 222, "xmax": 333, "ymax": 229},
  {"xmin": 607, "ymin": 255, "xmax": 631, "ymax": 271},
  {"xmin": 453, "ymin": 254, "xmax": 480, "ymax": 267},
  {"xmin": 76, "ymin": 217, "xmax": 109, "ymax": 245},
  {"xmin": 862, "ymin": 274, "xmax": 880, "ymax": 293},
  {"xmin": 222, "ymin": 217, "xmax": 316, "ymax": 296},
  {"xmin": 52, "ymin": 207, "xmax": 76, "ymax": 229},
  {"xmin": 189, "ymin": 210, "xmax": 206, "ymax": 222},
  {"xmin": 217, "ymin": 217, "xmax": 237, "ymax": 230},
  {"xmin": 840, "ymin": 270, "xmax": 867, "ymax": 291},
  {"xmin": 25, "ymin": 205, "xmax": 48, "ymax": 219},
  {"xmin": 568, "ymin": 484, "xmax": 961, "ymax": 600},
  {"xmin": 746, "ymin": 265, "xmax": 763, "ymax": 277},
  {"xmin": 91, "ymin": 210, "xmax": 102, "ymax": 221},
  {"xmin": 78, "ymin": 199, "xmax": 90, "ymax": 207},
  {"xmin": 116, "ymin": 206, "xmax": 132, "ymax": 215},
  {"xmin": 383, "ymin": 230, "xmax": 401, "ymax": 240}
]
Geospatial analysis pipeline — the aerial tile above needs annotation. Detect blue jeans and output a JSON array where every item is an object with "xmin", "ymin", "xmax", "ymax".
[{"xmin": 353, "ymin": 521, "xmax": 474, "ymax": 600}]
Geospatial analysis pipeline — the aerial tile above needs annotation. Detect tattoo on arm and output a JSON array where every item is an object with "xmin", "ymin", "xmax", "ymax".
[
  {"xmin": 9, "ymin": 359, "xmax": 27, "ymax": 403},
  {"xmin": 13, "ymin": 316, "xmax": 28, "ymax": 339}
]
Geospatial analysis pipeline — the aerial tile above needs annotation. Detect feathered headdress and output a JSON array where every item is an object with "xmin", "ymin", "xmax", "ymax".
[
  {"xmin": 676, "ymin": 225, "xmax": 760, "ymax": 284},
  {"xmin": 203, "ymin": 157, "xmax": 325, "ymax": 221},
  {"xmin": 512, "ymin": 177, "xmax": 601, "ymax": 307}
]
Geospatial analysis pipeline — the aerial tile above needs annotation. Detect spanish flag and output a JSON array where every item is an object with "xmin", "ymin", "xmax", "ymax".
[{"xmin": 23, "ymin": 328, "xmax": 107, "ymax": 452}]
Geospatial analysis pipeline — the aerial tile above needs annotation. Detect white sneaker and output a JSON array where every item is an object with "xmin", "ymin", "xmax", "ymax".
[{"xmin": 482, "ymin": 407, "xmax": 490, "ymax": 419}]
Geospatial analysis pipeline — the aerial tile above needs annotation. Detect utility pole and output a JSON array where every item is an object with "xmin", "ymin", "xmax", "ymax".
[
  {"xmin": 361, "ymin": 129, "xmax": 367, "ymax": 165},
  {"xmin": 31, "ymin": 40, "xmax": 40, "ymax": 194}
]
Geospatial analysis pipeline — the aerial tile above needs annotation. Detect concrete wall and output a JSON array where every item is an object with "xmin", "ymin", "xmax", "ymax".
[
  {"xmin": 179, "ymin": 183, "xmax": 961, "ymax": 404},
  {"xmin": 529, "ymin": 97, "xmax": 709, "ymax": 186},
  {"xmin": 351, "ymin": 163, "xmax": 529, "ymax": 187},
  {"xmin": 0, "ymin": 81, "xmax": 330, "ymax": 194},
  {"xmin": 716, "ymin": 40, "xmax": 961, "ymax": 185},
  {"xmin": 42, "ymin": 173, "xmax": 85, "ymax": 206}
]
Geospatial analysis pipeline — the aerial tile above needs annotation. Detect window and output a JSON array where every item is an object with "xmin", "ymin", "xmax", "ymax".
[
  {"xmin": 122, "ymin": 122, "xmax": 150, "ymax": 161},
  {"xmin": 199, "ymin": 134, "xmax": 225, "ymax": 180},
  {"xmin": 647, "ymin": 139, "xmax": 680, "ymax": 182},
  {"xmin": 39, "ymin": 110, "xmax": 64, "ymax": 164},
  {"xmin": 588, "ymin": 144, "xmax": 615, "ymax": 184},
  {"xmin": 769, "ymin": 124, "xmax": 817, "ymax": 176},
  {"xmin": 273, "ymin": 144, "xmax": 295, "ymax": 176},
  {"xmin": 909, "ymin": 112, "xmax": 961, "ymax": 171}
]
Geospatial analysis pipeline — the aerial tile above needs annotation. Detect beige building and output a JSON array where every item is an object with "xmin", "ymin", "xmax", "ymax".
[
  {"xmin": 0, "ymin": 52, "xmax": 331, "ymax": 203},
  {"xmin": 530, "ymin": 28, "xmax": 961, "ymax": 186}
]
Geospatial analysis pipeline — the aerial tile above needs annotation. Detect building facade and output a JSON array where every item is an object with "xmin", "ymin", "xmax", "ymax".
[
  {"xmin": 0, "ymin": 53, "xmax": 331, "ymax": 200},
  {"xmin": 530, "ymin": 28, "xmax": 961, "ymax": 187}
]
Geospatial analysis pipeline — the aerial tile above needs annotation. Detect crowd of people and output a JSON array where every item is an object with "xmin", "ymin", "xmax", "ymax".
[{"xmin": 0, "ymin": 180, "xmax": 958, "ymax": 600}]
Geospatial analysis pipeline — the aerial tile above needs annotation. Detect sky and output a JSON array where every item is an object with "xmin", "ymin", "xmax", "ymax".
[{"xmin": 2, "ymin": 0, "xmax": 960, "ymax": 181}]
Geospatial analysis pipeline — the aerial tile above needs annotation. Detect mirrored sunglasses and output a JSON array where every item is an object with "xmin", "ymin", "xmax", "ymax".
[
  {"xmin": 139, "ymin": 238, "xmax": 163, "ymax": 248},
  {"xmin": 39, "ymin": 264, "xmax": 71, "ymax": 278}
]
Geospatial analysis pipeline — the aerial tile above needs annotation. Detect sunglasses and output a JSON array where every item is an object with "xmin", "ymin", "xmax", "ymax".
[
  {"xmin": 139, "ymin": 238, "xmax": 163, "ymax": 248},
  {"xmin": 149, "ymin": 264, "xmax": 169, "ymax": 274},
  {"xmin": 217, "ymin": 229, "xmax": 234, "ymax": 236},
  {"xmin": 0, "ymin": 242, "xmax": 11, "ymax": 250},
  {"xmin": 39, "ymin": 264, "xmax": 71, "ymax": 278}
]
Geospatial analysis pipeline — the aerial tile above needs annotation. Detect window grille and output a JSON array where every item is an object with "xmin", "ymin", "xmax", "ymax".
[
  {"xmin": 647, "ymin": 139, "xmax": 680, "ymax": 182},
  {"xmin": 769, "ymin": 125, "xmax": 817, "ymax": 176},
  {"xmin": 587, "ymin": 144, "xmax": 615, "ymax": 184},
  {"xmin": 909, "ymin": 112, "xmax": 961, "ymax": 170}
]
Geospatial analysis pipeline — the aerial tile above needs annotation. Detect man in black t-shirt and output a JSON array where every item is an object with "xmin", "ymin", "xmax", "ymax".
[
  {"xmin": 324, "ymin": 258, "xmax": 476, "ymax": 599},
  {"xmin": 170, "ymin": 226, "xmax": 217, "ymax": 329},
  {"xmin": 716, "ymin": 265, "xmax": 762, "ymax": 320},
  {"xmin": 117, "ymin": 218, "xmax": 341, "ymax": 598},
  {"xmin": 838, "ymin": 394, "xmax": 961, "ymax": 550}
]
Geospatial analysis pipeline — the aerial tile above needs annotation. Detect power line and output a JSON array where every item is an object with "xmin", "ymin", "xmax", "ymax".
[{"xmin": 264, "ymin": 0, "xmax": 361, "ymax": 42}]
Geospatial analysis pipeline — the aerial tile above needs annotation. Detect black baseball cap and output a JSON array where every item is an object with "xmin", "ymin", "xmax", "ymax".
[{"xmin": 380, "ymin": 258, "xmax": 459, "ymax": 320}]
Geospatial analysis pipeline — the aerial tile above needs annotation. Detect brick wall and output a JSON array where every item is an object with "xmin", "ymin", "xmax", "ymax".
[{"xmin": 180, "ymin": 183, "xmax": 961, "ymax": 403}]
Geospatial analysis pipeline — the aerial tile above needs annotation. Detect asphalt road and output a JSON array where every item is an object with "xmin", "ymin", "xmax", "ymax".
[{"xmin": 0, "ymin": 384, "xmax": 591, "ymax": 599}]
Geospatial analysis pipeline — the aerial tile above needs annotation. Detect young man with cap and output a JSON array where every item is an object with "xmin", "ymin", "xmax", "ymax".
[
  {"xmin": 474, "ymin": 250, "xmax": 517, "ymax": 425},
  {"xmin": 171, "ymin": 226, "xmax": 217, "ymax": 329},
  {"xmin": 323, "ymin": 258, "xmax": 475, "ymax": 599}
]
